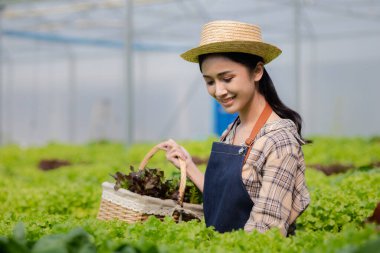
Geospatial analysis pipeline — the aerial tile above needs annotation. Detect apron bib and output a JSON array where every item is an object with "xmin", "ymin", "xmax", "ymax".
[{"xmin": 203, "ymin": 103, "xmax": 272, "ymax": 233}]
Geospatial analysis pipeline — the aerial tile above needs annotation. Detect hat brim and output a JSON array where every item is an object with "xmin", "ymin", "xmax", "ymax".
[{"xmin": 180, "ymin": 41, "xmax": 282, "ymax": 64}]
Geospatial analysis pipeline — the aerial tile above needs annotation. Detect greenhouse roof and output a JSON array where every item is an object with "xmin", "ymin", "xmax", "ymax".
[{"xmin": 1, "ymin": 0, "xmax": 380, "ymax": 54}]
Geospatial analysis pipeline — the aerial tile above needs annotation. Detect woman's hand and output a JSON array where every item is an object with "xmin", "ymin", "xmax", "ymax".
[
  {"xmin": 157, "ymin": 139, "xmax": 205, "ymax": 192},
  {"xmin": 157, "ymin": 139, "xmax": 192, "ymax": 169}
]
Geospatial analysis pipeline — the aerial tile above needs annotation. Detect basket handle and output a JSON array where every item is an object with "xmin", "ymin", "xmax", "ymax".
[{"xmin": 138, "ymin": 145, "xmax": 187, "ymax": 207}]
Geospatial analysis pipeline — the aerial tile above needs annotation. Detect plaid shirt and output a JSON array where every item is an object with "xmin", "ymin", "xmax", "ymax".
[{"xmin": 220, "ymin": 118, "xmax": 310, "ymax": 236}]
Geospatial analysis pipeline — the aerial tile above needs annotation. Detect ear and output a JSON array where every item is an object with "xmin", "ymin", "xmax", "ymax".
[{"xmin": 252, "ymin": 62, "xmax": 264, "ymax": 82}]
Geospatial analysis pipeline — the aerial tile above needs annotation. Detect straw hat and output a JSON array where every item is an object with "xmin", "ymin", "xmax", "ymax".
[{"xmin": 181, "ymin": 20, "xmax": 282, "ymax": 64}]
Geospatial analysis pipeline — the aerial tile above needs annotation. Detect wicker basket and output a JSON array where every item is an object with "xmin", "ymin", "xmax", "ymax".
[{"xmin": 97, "ymin": 145, "xmax": 204, "ymax": 223}]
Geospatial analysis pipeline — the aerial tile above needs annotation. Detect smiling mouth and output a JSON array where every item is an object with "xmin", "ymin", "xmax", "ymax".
[{"xmin": 219, "ymin": 96, "xmax": 235, "ymax": 106}]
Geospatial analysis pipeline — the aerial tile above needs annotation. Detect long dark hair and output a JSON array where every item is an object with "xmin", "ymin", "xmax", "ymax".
[{"xmin": 199, "ymin": 52, "xmax": 306, "ymax": 142}]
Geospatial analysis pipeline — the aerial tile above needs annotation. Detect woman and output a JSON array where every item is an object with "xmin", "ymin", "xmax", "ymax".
[{"xmin": 158, "ymin": 20, "xmax": 310, "ymax": 236}]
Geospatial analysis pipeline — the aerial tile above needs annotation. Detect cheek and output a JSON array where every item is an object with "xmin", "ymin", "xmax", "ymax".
[
  {"xmin": 239, "ymin": 79, "xmax": 255, "ymax": 93},
  {"xmin": 206, "ymin": 85, "xmax": 216, "ymax": 97}
]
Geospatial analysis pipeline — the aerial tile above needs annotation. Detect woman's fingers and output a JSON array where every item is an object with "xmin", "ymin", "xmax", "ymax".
[
  {"xmin": 167, "ymin": 148, "xmax": 187, "ymax": 161},
  {"xmin": 157, "ymin": 139, "xmax": 188, "ymax": 163},
  {"xmin": 157, "ymin": 139, "xmax": 177, "ymax": 151}
]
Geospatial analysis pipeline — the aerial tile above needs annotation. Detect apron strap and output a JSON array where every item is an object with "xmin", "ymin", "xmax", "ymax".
[{"xmin": 243, "ymin": 102, "xmax": 273, "ymax": 163}]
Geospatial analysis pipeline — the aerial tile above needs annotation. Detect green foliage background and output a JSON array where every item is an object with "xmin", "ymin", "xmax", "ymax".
[{"xmin": 0, "ymin": 137, "xmax": 380, "ymax": 252}]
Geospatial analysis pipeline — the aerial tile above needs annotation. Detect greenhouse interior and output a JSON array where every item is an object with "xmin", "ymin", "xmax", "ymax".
[
  {"xmin": 0, "ymin": 0, "xmax": 379, "ymax": 145},
  {"xmin": 0, "ymin": 0, "xmax": 379, "ymax": 252}
]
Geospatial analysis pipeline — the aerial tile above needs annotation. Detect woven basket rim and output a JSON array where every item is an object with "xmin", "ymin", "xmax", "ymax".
[{"xmin": 102, "ymin": 181, "xmax": 203, "ymax": 210}]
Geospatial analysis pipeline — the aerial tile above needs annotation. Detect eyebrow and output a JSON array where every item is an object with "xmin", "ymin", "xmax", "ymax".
[{"xmin": 202, "ymin": 70, "xmax": 233, "ymax": 78}]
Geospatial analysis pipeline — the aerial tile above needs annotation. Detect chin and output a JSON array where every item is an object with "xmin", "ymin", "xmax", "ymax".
[{"xmin": 223, "ymin": 106, "xmax": 238, "ymax": 114}]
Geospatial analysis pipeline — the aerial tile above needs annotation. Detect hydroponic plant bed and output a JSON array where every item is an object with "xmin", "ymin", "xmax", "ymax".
[{"xmin": 0, "ymin": 137, "xmax": 379, "ymax": 252}]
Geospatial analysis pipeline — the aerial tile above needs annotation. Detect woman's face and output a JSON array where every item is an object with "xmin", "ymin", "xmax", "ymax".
[{"xmin": 201, "ymin": 55, "xmax": 260, "ymax": 114}]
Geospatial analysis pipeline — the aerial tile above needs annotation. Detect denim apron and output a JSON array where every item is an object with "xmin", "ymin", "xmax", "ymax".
[{"xmin": 203, "ymin": 103, "xmax": 273, "ymax": 233}]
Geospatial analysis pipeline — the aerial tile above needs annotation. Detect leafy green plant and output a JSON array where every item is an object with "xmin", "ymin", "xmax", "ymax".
[
  {"xmin": 0, "ymin": 223, "xmax": 97, "ymax": 253},
  {"xmin": 110, "ymin": 166, "xmax": 202, "ymax": 204},
  {"xmin": 1, "ymin": 138, "xmax": 380, "ymax": 253}
]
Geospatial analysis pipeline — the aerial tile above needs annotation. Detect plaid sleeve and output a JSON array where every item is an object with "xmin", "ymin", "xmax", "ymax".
[{"xmin": 244, "ymin": 139, "xmax": 300, "ymax": 236}]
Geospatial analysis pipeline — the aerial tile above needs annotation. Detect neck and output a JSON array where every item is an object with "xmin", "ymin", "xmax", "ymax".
[{"xmin": 239, "ymin": 92, "xmax": 267, "ymax": 127}]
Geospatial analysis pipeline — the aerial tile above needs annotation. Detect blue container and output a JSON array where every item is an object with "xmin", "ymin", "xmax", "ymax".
[{"xmin": 213, "ymin": 101, "xmax": 238, "ymax": 136}]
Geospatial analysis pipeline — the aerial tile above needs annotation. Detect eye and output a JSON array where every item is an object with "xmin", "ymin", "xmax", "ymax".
[
  {"xmin": 223, "ymin": 77, "xmax": 233, "ymax": 83},
  {"xmin": 205, "ymin": 80, "xmax": 214, "ymax": 86}
]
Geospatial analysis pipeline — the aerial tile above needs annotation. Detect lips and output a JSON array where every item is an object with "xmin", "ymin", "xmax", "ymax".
[{"xmin": 219, "ymin": 96, "xmax": 235, "ymax": 107}]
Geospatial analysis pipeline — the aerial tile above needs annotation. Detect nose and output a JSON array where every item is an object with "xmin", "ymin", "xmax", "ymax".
[{"xmin": 214, "ymin": 81, "xmax": 227, "ymax": 98}]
